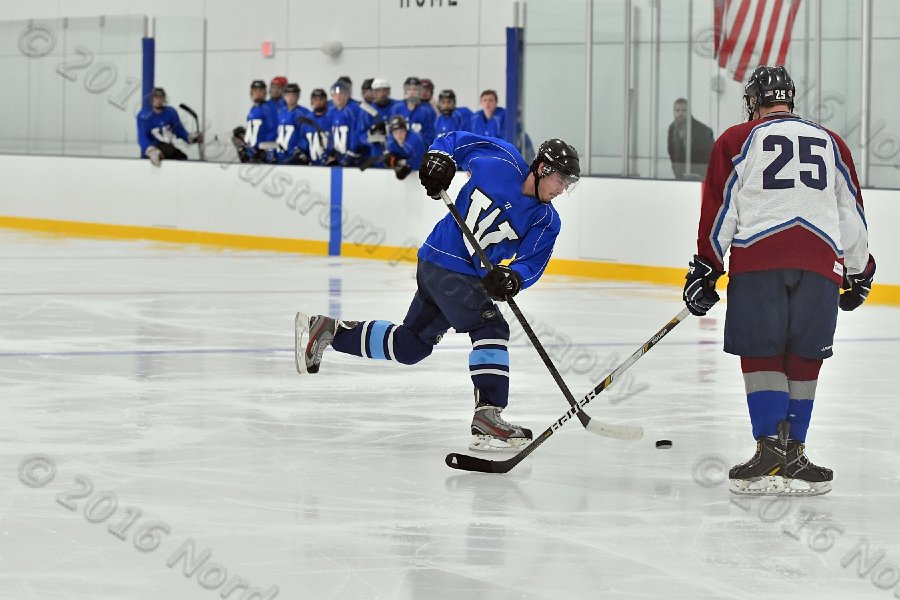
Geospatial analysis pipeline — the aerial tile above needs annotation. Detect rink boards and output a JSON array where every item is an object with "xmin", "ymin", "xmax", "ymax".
[{"xmin": 0, "ymin": 154, "xmax": 897, "ymax": 302}]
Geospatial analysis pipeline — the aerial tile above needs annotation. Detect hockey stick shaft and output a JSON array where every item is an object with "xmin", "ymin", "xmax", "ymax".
[
  {"xmin": 179, "ymin": 103, "xmax": 205, "ymax": 161},
  {"xmin": 446, "ymin": 307, "xmax": 691, "ymax": 473},
  {"xmin": 437, "ymin": 190, "xmax": 630, "ymax": 438}
]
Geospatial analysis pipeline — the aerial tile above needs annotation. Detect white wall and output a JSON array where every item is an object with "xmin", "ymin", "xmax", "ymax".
[
  {"xmin": 0, "ymin": 0, "xmax": 516, "ymax": 158},
  {"xmin": 1, "ymin": 155, "xmax": 897, "ymax": 288}
]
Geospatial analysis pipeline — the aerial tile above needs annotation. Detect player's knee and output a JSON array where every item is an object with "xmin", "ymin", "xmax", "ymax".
[
  {"xmin": 469, "ymin": 319, "xmax": 510, "ymax": 344},
  {"xmin": 393, "ymin": 339, "xmax": 433, "ymax": 365}
]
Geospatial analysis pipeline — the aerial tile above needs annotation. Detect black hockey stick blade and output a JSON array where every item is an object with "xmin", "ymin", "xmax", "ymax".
[
  {"xmin": 178, "ymin": 103, "xmax": 198, "ymax": 119},
  {"xmin": 445, "ymin": 307, "xmax": 691, "ymax": 473}
]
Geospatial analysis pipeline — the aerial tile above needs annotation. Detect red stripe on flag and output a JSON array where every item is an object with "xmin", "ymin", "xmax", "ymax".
[
  {"xmin": 758, "ymin": 0, "xmax": 785, "ymax": 66},
  {"xmin": 733, "ymin": 0, "xmax": 769, "ymax": 82},
  {"xmin": 714, "ymin": 0, "xmax": 727, "ymax": 55},
  {"xmin": 717, "ymin": 0, "xmax": 753, "ymax": 69},
  {"xmin": 775, "ymin": 0, "xmax": 802, "ymax": 65}
]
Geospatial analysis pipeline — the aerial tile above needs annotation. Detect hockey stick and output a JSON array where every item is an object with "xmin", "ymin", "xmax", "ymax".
[
  {"xmin": 179, "ymin": 103, "xmax": 205, "ymax": 161},
  {"xmin": 446, "ymin": 307, "xmax": 691, "ymax": 473},
  {"xmin": 438, "ymin": 189, "xmax": 641, "ymax": 441}
]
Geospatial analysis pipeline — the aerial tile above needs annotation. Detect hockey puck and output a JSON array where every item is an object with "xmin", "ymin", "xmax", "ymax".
[{"xmin": 655, "ymin": 439, "xmax": 673, "ymax": 449}]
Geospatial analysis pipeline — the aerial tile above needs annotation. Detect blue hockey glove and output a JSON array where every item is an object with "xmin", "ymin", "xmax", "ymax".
[
  {"xmin": 840, "ymin": 254, "xmax": 875, "ymax": 312},
  {"xmin": 481, "ymin": 265, "xmax": 522, "ymax": 301},
  {"xmin": 419, "ymin": 150, "xmax": 456, "ymax": 198},
  {"xmin": 683, "ymin": 255, "xmax": 723, "ymax": 316}
]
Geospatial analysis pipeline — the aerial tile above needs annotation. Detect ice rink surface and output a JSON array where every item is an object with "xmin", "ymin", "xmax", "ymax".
[{"xmin": 1, "ymin": 230, "xmax": 898, "ymax": 600}]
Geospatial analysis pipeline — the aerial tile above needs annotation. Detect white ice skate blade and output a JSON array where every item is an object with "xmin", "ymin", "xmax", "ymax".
[
  {"xmin": 729, "ymin": 476, "xmax": 785, "ymax": 496},
  {"xmin": 294, "ymin": 312, "xmax": 310, "ymax": 375},
  {"xmin": 469, "ymin": 434, "xmax": 531, "ymax": 452},
  {"xmin": 782, "ymin": 479, "xmax": 832, "ymax": 496}
]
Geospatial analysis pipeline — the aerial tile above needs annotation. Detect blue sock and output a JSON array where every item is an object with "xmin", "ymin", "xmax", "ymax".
[
  {"xmin": 787, "ymin": 382, "xmax": 816, "ymax": 442},
  {"xmin": 746, "ymin": 390, "xmax": 790, "ymax": 439}
]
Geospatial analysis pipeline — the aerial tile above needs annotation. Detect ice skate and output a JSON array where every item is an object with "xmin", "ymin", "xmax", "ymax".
[
  {"xmin": 470, "ymin": 402, "xmax": 533, "ymax": 452},
  {"xmin": 294, "ymin": 313, "xmax": 356, "ymax": 374},
  {"xmin": 782, "ymin": 440, "xmax": 833, "ymax": 496},
  {"xmin": 729, "ymin": 421, "xmax": 789, "ymax": 496}
]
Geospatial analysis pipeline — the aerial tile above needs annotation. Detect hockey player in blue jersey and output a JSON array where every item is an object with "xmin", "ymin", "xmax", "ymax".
[
  {"xmin": 469, "ymin": 89, "xmax": 506, "ymax": 140},
  {"xmin": 299, "ymin": 88, "xmax": 333, "ymax": 166},
  {"xmin": 271, "ymin": 83, "xmax": 312, "ymax": 165},
  {"xmin": 329, "ymin": 79, "xmax": 368, "ymax": 167},
  {"xmin": 136, "ymin": 87, "xmax": 201, "ymax": 165},
  {"xmin": 435, "ymin": 89, "xmax": 468, "ymax": 136},
  {"xmin": 391, "ymin": 77, "xmax": 436, "ymax": 147},
  {"xmin": 382, "ymin": 115, "xmax": 425, "ymax": 179},
  {"xmin": 233, "ymin": 79, "xmax": 277, "ymax": 163},
  {"xmin": 371, "ymin": 79, "xmax": 398, "ymax": 121},
  {"xmin": 295, "ymin": 133, "xmax": 580, "ymax": 451}
]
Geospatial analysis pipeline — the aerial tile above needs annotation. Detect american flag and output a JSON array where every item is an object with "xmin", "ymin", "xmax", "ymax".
[{"xmin": 714, "ymin": 0, "xmax": 802, "ymax": 83}]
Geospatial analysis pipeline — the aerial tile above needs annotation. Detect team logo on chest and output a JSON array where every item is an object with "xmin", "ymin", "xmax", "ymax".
[{"xmin": 462, "ymin": 188, "xmax": 519, "ymax": 258}]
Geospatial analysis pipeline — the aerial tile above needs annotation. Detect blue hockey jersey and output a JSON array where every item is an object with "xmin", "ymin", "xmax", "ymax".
[
  {"xmin": 299, "ymin": 111, "xmax": 333, "ymax": 165},
  {"xmin": 329, "ymin": 103, "xmax": 367, "ymax": 166},
  {"xmin": 435, "ymin": 110, "xmax": 467, "ymax": 136},
  {"xmin": 274, "ymin": 105, "xmax": 311, "ymax": 163},
  {"xmin": 386, "ymin": 128, "xmax": 426, "ymax": 170},
  {"xmin": 391, "ymin": 101, "xmax": 436, "ymax": 148},
  {"xmin": 417, "ymin": 132, "xmax": 560, "ymax": 289},
  {"xmin": 244, "ymin": 102, "xmax": 277, "ymax": 149},
  {"xmin": 136, "ymin": 106, "xmax": 190, "ymax": 154},
  {"xmin": 468, "ymin": 109, "xmax": 505, "ymax": 140}
]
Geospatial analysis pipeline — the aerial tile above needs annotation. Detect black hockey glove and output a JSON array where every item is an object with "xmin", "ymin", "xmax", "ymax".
[
  {"xmin": 840, "ymin": 254, "xmax": 876, "ymax": 312},
  {"xmin": 419, "ymin": 150, "xmax": 456, "ymax": 198},
  {"xmin": 683, "ymin": 255, "xmax": 723, "ymax": 316},
  {"xmin": 481, "ymin": 265, "xmax": 522, "ymax": 301}
]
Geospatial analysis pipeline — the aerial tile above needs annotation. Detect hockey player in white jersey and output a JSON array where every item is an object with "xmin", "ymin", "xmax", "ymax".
[{"xmin": 683, "ymin": 65, "xmax": 875, "ymax": 496}]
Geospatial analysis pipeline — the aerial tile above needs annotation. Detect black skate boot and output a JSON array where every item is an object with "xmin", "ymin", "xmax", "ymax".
[
  {"xmin": 729, "ymin": 421, "xmax": 789, "ymax": 496},
  {"xmin": 783, "ymin": 440, "xmax": 833, "ymax": 496},
  {"xmin": 294, "ymin": 313, "xmax": 357, "ymax": 374},
  {"xmin": 470, "ymin": 402, "xmax": 533, "ymax": 452}
]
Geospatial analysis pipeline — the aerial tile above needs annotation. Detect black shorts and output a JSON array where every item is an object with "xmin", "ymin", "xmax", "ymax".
[{"xmin": 724, "ymin": 269, "xmax": 839, "ymax": 360}]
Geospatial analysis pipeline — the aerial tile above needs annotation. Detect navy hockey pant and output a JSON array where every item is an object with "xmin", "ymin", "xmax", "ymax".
[{"xmin": 331, "ymin": 260, "xmax": 512, "ymax": 407}]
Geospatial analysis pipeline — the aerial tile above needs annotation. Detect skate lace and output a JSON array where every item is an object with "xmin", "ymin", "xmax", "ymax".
[{"xmin": 489, "ymin": 408, "xmax": 520, "ymax": 432}]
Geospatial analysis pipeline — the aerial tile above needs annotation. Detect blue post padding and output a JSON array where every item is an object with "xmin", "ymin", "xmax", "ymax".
[
  {"xmin": 141, "ymin": 37, "xmax": 155, "ymax": 112},
  {"xmin": 329, "ymin": 168, "xmax": 342, "ymax": 256},
  {"xmin": 747, "ymin": 390, "xmax": 790, "ymax": 439},
  {"xmin": 787, "ymin": 399, "xmax": 814, "ymax": 442},
  {"xmin": 505, "ymin": 26, "xmax": 524, "ymax": 148}
]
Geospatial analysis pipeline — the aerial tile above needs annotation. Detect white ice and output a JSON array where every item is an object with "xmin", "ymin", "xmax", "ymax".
[{"xmin": 1, "ymin": 230, "xmax": 899, "ymax": 600}]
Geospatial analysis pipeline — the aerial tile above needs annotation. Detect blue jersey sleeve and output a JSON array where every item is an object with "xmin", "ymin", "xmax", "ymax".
[
  {"xmin": 136, "ymin": 111, "xmax": 152, "ymax": 154},
  {"xmin": 429, "ymin": 131, "xmax": 527, "ymax": 182},
  {"xmin": 510, "ymin": 205, "xmax": 560, "ymax": 289},
  {"xmin": 166, "ymin": 107, "xmax": 190, "ymax": 142}
]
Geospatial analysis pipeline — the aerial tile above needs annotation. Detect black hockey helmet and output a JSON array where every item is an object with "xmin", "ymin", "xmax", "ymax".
[
  {"xmin": 403, "ymin": 76, "xmax": 422, "ymax": 88},
  {"xmin": 388, "ymin": 115, "xmax": 408, "ymax": 131},
  {"xmin": 284, "ymin": 83, "xmax": 300, "ymax": 95},
  {"xmin": 531, "ymin": 139, "xmax": 580, "ymax": 185},
  {"xmin": 150, "ymin": 87, "xmax": 166, "ymax": 98},
  {"xmin": 250, "ymin": 79, "xmax": 266, "ymax": 90},
  {"xmin": 310, "ymin": 88, "xmax": 327, "ymax": 100},
  {"xmin": 361, "ymin": 78, "xmax": 374, "ymax": 92},
  {"xmin": 744, "ymin": 65, "xmax": 795, "ymax": 120},
  {"xmin": 438, "ymin": 89, "xmax": 456, "ymax": 102}
]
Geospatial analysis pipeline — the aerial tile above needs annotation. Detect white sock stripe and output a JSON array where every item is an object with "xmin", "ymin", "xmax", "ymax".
[
  {"xmin": 359, "ymin": 321, "xmax": 368, "ymax": 357},
  {"xmin": 386, "ymin": 325, "xmax": 396, "ymax": 361},
  {"xmin": 470, "ymin": 368, "xmax": 510, "ymax": 377},
  {"xmin": 472, "ymin": 338, "xmax": 509, "ymax": 348}
]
